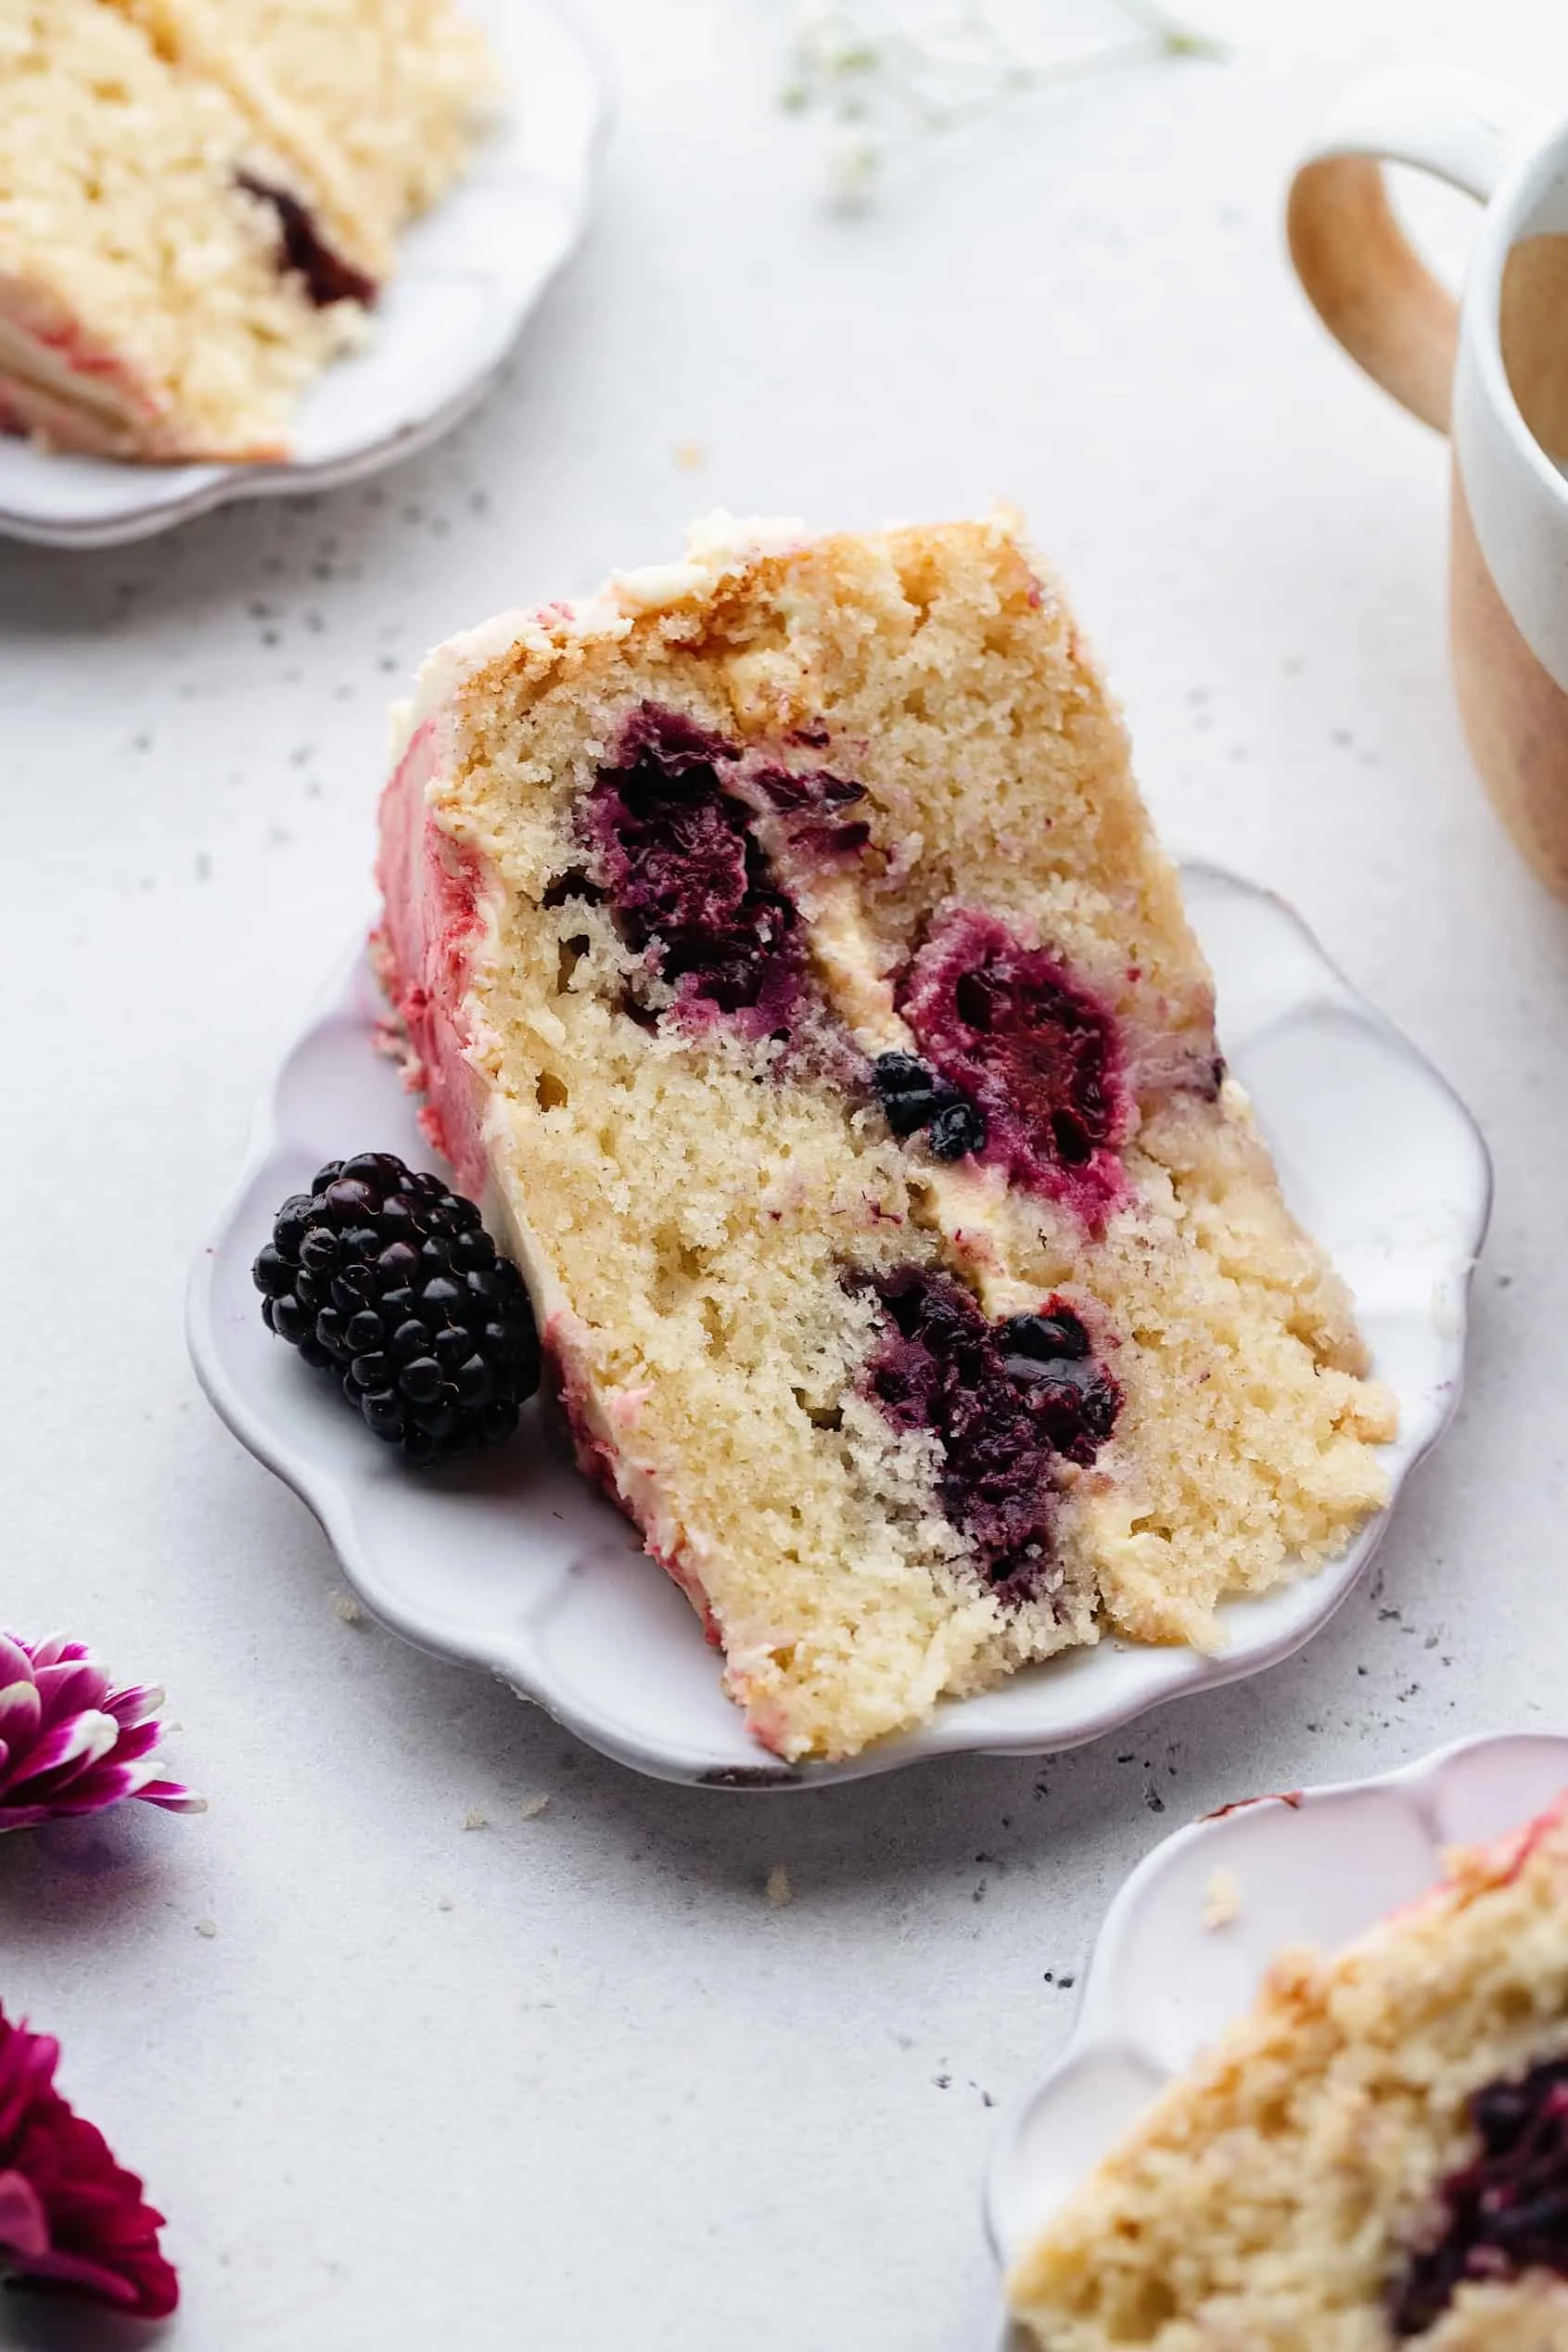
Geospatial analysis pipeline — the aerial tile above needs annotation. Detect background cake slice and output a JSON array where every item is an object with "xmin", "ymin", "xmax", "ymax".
[
  {"xmin": 374, "ymin": 510, "xmax": 1396, "ymax": 1761},
  {"xmin": 0, "ymin": 0, "xmax": 491, "ymax": 460},
  {"xmin": 1009, "ymin": 1795, "xmax": 1568, "ymax": 2350}
]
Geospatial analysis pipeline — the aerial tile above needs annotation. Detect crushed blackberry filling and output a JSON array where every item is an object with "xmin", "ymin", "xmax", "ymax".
[
  {"xmin": 858, "ymin": 1268, "xmax": 1120, "ymax": 1599},
  {"xmin": 236, "ymin": 173, "xmax": 376, "ymax": 307},
  {"xmin": 1391, "ymin": 2057, "xmax": 1568, "ymax": 2336},
  {"xmin": 872, "ymin": 1052, "xmax": 988, "ymax": 1160},
  {"xmin": 586, "ymin": 706, "xmax": 805, "ymax": 1036},
  {"xmin": 898, "ymin": 911, "xmax": 1128, "ymax": 1224}
]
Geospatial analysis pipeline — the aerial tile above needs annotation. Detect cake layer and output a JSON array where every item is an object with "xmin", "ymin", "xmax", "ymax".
[
  {"xmin": 374, "ymin": 511, "xmax": 1396, "ymax": 1759},
  {"xmin": 1009, "ymin": 1796, "xmax": 1568, "ymax": 2351}
]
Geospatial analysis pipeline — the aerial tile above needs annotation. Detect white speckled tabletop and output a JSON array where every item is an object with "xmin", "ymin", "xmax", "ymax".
[{"xmin": 5, "ymin": 4, "xmax": 1568, "ymax": 2347}]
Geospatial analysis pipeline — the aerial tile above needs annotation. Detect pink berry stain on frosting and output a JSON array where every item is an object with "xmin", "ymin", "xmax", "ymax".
[
  {"xmin": 373, "ymin": 717, "xmax": 492, "ymax": 1198},
  {"xmin": 1391, "ymin": 2057, "xmax": 1568, "ymax": 2335},
  {"xmin": 860, "ymin": 1269, "xmax": 1120, "ymax": 1601},
  {"xmin": 899, "ymin": 910, "xmax": 1131, "ymax": 1223},
  {"xmin": 583, "ymin": 704, "xmax": 869, "ymax": 1042}
]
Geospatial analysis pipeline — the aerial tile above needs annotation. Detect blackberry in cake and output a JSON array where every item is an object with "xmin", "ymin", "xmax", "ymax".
[
  {"xmin": 373, "ymin": 510, "xmax": 1396, "ymax": 1762},
  {"xmin": 0, "ymin": 0, "xmax": 494, "ymax": 461},
  {"xmin": 1009, "ymin": 1793, "xmax": 1568, "ymax": 2350}
]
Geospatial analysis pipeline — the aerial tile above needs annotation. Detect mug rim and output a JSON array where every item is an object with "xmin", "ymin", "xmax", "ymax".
[{"xmin": 1466, "ymin": 119, "xmax": 1568, "ymax": 510}]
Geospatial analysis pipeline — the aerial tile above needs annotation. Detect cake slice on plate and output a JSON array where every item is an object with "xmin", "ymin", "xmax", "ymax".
[
  {"xmin": 1009, "ymin": 1793, "xmax": 1568, "ymax": 2350},
  {"xmin": 0, "ymin": 0, "xmax": 492, "ymax": 460},
  {"xmin": 374, "ymin": 510, "xmax": 1396, "ymax": 1762}
]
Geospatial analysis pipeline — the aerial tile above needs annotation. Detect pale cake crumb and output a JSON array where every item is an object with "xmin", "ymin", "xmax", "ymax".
[
  {"xmin": 1203, "ymin": 1865, "xmax": 1241, "ymax": 1929},
  {"xmin": 462, "ymin": 1809, "xmax": 488, "ymax": 1831},
  {"xmin": 331, "ymin": 1588, "xmax": 367, "ymax": 1626},
  {"xmin": 519, "ymin": 1793, "xmax": 551, "ymax": 1820},
  {"xmin": 766, "ymin": 1863, "xmax": 793, "ymax": 1908},
  {"xmin": 194, "ymin": 1918, "xmax": 218, "ymax": 1938},
  {"xmin": 671, "ymin": 439, "xmax": 708, "ymax": 472}
]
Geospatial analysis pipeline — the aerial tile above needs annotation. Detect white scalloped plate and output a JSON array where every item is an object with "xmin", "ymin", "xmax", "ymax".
[
  {"xmin": 985, "ymin": 1731, "xmax": 1568, "ymax": 2350},
  {"xmin": 0, "ymin": 0, "xmax": 604, "ymax": 549},
  {"xmin": 187, "ymin": 863, "xmax": 1491, "ymax": 1788}
]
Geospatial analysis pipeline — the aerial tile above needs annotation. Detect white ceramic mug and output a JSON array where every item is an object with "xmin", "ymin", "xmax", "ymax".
[{"xmin": 1289, "ymin": 67, "xmax": 1568, "ymax": 897}]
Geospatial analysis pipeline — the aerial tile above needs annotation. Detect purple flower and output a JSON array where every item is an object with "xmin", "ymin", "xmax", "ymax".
[
  {"xmin": 0, "ymin": 1635, "xmax": 203, "ymax": 1834},
  {"xmin": 0, "ymin": 2005, "xmax": 178, "ymax": 2318}
]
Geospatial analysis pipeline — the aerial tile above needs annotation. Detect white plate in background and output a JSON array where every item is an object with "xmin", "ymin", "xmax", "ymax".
[
  {"xmin": 187, "ymin": 863, "xmax": 1491, "ymax": 1788},
  {"xmin": 0, "ymin": 0, "xmax": 605, "ymax": 549},
  {"xmin": 985, "ymin": 1732, "xmax": 1568, "ymax": 2343}
]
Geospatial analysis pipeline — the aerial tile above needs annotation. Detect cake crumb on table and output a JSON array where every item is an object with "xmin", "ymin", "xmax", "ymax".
[
  {"xmin": 1203, "ymin": 1866, "xmax": 1242, "ymax": 1929},
  {"xmin": 519, "ymin": 1793, "xmax": 551, "ymax": 1820},
  {"xmin": 331, "ymin": 1589, "xmax": 366, "ymax": 1626},
  {"xmin": 194, "ymin": 1918, "xmax": 218, "ymax": 1938},
  {"xmin": 766, "ymin": 1863, "xmax": 792, "ymax": 1907},
  {"xmin": 462, "ymin": 1809, "xmax": 488, "ymax": 1832}
]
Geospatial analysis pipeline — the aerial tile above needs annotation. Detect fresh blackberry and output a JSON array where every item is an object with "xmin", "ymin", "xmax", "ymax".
[{"xmin": 252, "ymin": 1152, "xmax": 540, "ymax": 1465}]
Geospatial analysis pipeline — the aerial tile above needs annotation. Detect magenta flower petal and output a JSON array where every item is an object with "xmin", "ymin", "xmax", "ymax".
[
  {"xmin": 0, "ymin": 2010, "xmax": 177, "ymax": 2320},
  {"xmin": 0, "ymin": 1636, "xmax": 202, "ymax": 1834}
]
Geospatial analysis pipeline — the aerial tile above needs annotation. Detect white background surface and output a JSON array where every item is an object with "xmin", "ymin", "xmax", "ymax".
[{"xmin": 5, "ymin": 4, "xmax": 1568, "ymax": 2347}]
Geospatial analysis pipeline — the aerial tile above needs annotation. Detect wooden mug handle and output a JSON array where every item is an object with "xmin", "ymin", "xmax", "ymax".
[{"xmin": 1287, "ymin": 67, "xmax": 1547, "ymax": 433}]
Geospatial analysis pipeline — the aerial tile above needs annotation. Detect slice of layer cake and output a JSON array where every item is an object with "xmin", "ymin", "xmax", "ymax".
[
  {"xmin": 1009, "ymin": 1794, "xmax": 1568, "ymax": 2350},
  {"xmin": 0, "ymin": 0, "xmax": 492, "ymax": 460},
  {"xmin": 374, "ymin": 510, "xmax": 1396, "ymax": 1762}
]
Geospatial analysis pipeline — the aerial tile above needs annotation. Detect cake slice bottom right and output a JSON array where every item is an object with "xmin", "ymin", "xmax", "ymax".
[{"xmin": 1010, "ymin": 1794, "xmax": 1568, "ymax": 2350}]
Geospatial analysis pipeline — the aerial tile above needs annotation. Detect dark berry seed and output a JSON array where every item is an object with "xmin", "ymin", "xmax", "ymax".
[
  {"xmin": 362, "ymin": 1389, "xmax": 404, "ymax": 1435},
  {"xmin": 345, "ymin": 1310, "xmax": 383, "ymax": 1354},
  {"xmin": 330, "ymin": 1268, "xmax": 376, "ymax": 1315},
  {"xmin": 445, "ymin": 1195, "xmax": 481, "ymax": 1232},
  {"xmin": 315, "ymin": 1308, "xmax": 350, "ymax": 1360},
  {"xmin": 391, "ymin": 1317, "xmax": 427, "ymax": 1362},
  {"xmin": 271, "ymin": 1294, "xmax": 308, "ymax": 1343},
  {"xmin": 297, "ymin": 1337, "xmax": 334, "ymax": 1371},
  {"xmin": 340, "ymin": 1152, "xmax": 403, "ymax": 1188},
  {"xmin": 481, "ymin": 1398, "xmax": 520, "ymax": 1444},
  {"xmin": 376, "ymin": 1240, "xmax": 420, "ymax": 1285},
  {"xmin": 997, "ymin": 1310, "xmax": 1090, "ymax": 1363},
  {"xmin": 411, "ymin": 1400, "xmax": 458, "ymax": 1439},
  {"xmin": 379, "ymin": 1285, "xmax": 416, "ymax": 1322},
  {"xmin": 294, "ymin": 1271, "xmax": 322, "ymax": 1314},
  {"xmin": 927, "ymin": 1097, "xmax": 988, "ymax": 1159},
  {"xmin": 434, "ymin": 1327, "xmax": 472, "ymax": 1371},
  {"xmin": 402, "ymin": 1427, "xmax": 441, "ymax": 1465},
  {"xmin": 449, "ymin": 1228, "xmax": 495, "ymax": 1272},
  {"xmin": 299, "ymin": 1228, "xmax": 339, "ymax": 1275},
  {"xmin": 341, "ymin": 1371, "xmax": 364, "ymax": 1404},
  {"xmin": 351, "ymin": 1352, "xmax": 391, "ymax": 1391},
  {"xmin": 377, "ymin": 1195, "xmax": 417, "ymax": 1238},
  {"xmin": 419, "ymin": 1236, "xmax": 453, "ymax": 1273},
  {"xmin": 421, "ymin": 1275, "xmax": 465, "ymax": 1318},
  {"xmin": 399, "ymin": 1357, "xmax": 443, "ymax": 1404},
  {"xmin": 311, "ymin": 1162, "xmax": 345, "ymax": 1194},
  {"xmin": 324, "ymin": 1178, "xmax": 376, "ymax": 1224},
  {"xmin": 252, "ymin": 1245, "xmax": 292, "ymax": 1297},
  {"xmin": 885, "ymin": 1086, "xmax": 941, "ymax": 1137},
  {"xmin": 455, "ymin": 1354, "xmax": 494, "ymax": 1406},
  {"xmin": 273, "ymin": 1195, "xmax": 315, "ymax": 1257},
  {"xmin": 341, "ymin": 1225, "xmax": 383, "ymax": 1262}
]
